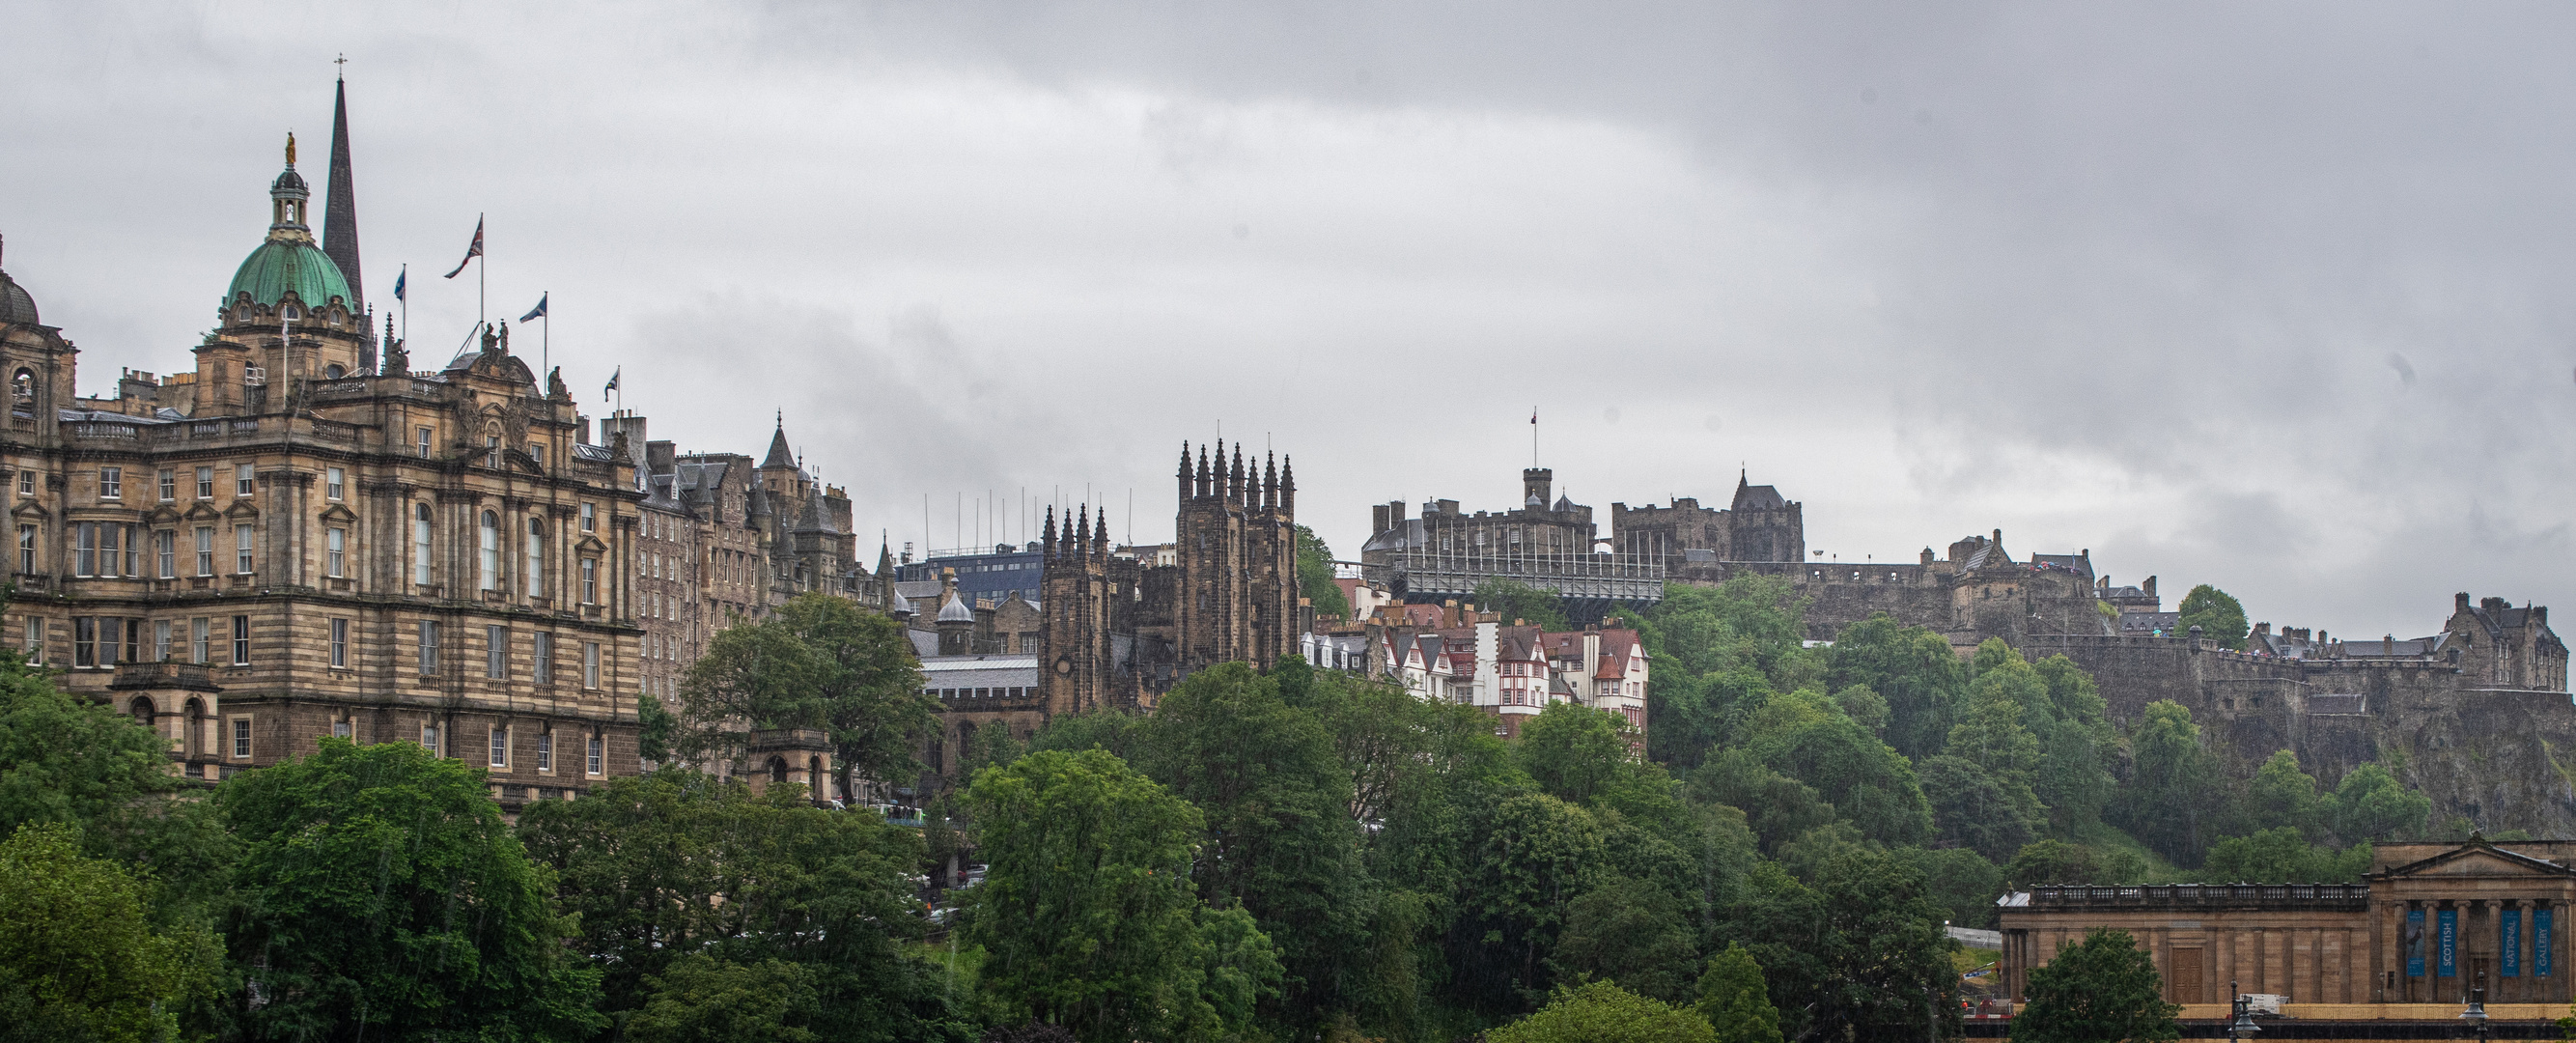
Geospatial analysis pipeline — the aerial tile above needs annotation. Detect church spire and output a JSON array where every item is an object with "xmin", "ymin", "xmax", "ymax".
[{"xmin": 322, "ymin": 72, "xmax": 364, "ymax": 311}]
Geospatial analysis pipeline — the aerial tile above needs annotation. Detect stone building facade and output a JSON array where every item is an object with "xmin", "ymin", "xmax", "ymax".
[
  {"xmin": 915, "ymin": 441, "xmax": 1302, "ymax": 786},
  {"xmin": 1996, "ymin": 839, "xmax": 2576, "ymax": 1035},
  {"xmin": 1608, "ymin": 470, "xmax": 1806, "ymax": 565},
  {"xmin": 0, "ymin": 129, "xmax": 655, "ymax": 800}
]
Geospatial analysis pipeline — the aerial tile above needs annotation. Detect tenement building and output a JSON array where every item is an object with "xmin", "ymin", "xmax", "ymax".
[
  {"xmin": 1358, "ymin": 465, "xmax": 1666, "ymax": 617},
  {"xmin": 0, "ymin": 122, "xmax": 655, "ymax": 795},
  {"xmin": 1995, "ymin": 838, "xmax": 2576, "ymax": 1037}
]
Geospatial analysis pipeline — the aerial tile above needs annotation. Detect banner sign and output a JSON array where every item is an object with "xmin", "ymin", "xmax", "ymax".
[
  {"xmin": 2408, "ymin": 908, "xmax": 2426, "ymax": 977},
  {"xmin": 2540, "ymin": 909, "xmax": 2555, "ymax": 978},
  {"xmin": 2506, "ymin": 909, "xmax": 2524, "ymax": 977},
  {"xmin": 2439, "ymin": 908, "xmax": 2459, "ymax": 977}
]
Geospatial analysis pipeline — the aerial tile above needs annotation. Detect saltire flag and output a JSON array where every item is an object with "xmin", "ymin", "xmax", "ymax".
[
  {"xmin": 519, "ymin": 294, "xmax": 547, "ymax": 323},
  {"xmin": 442, "ymin": 219, "xmax": 485, "ymax": 278},
  {"xmin": 392, "ymin": 266, "xmax": 406, "ymax": 302},
  {"xmin": 1530, "ymin": 409, "xmax": 1537, "ymax": 424},
  {"xmin": 603, "ymin": 367, "xmax": 620, "ymax": 401}
]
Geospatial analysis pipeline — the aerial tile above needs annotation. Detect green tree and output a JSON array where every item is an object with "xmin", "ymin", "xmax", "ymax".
[
  {"xmin": 625, "ymin": 954, "xmax": 821, "ymax": 1043},
  {"xmin": 1485, "ymin": 980, "xmax": 1717, "ymax": 1043},
  {"xmin": 2200, "ymin": 828, "xmax": 2371, "ymax": 884},
  {"xmin": 517, "ymin": 769, "xmax": 961, "ymax": 1042},
  {"xmin": 1694, "ymin": 943, "xmax": 1784, "ymax": 1043},
  {"xmin": 2329, "ymin": 762, "xmax": 2431, "ymax": 843},
  {"xmin": 1897, "ymin": 844, "xmax": 2008, "ymax": 930},
  {"xmin": 217, "ymin": 739, "xmax": 604, "ymax": 1042},
  {"xmin": 1739, "ymin": 688, "xmax": 1932, "ymax": 845},
  {"xmin": 1944, "ymin": 650, "xmax": 2046, "ymax": 831},
  {"xmin": 677, "ymin": 593, "xmax": 937, "ymax": 797},
  {"xmin": 1454, "ymin": 792, "xmax": 1609, "ymax": 1009},
  {"xmin": 2005, "ymin": 839, "xmax": 2146, "ymax": 889},
  {"xmin": 1725, "ymin": 849, "xmax": 1957, "ymax": 1041},
  {"xmin": 961, "ymin": 748, "xmax": 1281, "ymax": 1043},
  {"xmin": 1132, "ymin": 663, "xmax": 1365, "ymax": 1025},
  {"xmin": 2246, "ymin": 749, "xmax": 2327, "ymax": 838},
  {"xmin": 2110, "ymin": 700, "xmax": 2225, "ymax": 865},
  {"xmin": 1296, "ymin": 524, "xmax": 1351, "ymax": 620},
  {"xmin": 1826, "ymin": 614, "xmax": 1969, "ymax": 762},
  {"xmin": 0, "ymin": 823, "xmax": 213, "ymax": 1043},
  {"xmin": 1552, "ymin": 875, "xmax": 1698, "ymax": 1002},
  {"xmin": 2176, "ymin": 584, "xmax": 2250, "ymax": 651},
  {"xmin": 1689, "ymin": 750, "xmax": 1834, "ymax": 854},
  {"xmin": 1473, "ymin": 578, "xmax": 1571, "ymax": 632},
  {"xmin": 2010, "ymin": 928, "xmax": 2180, "ymax": 1043},
  {"xmin": 1917, "ymin": 755, "xmax": 2034, "ymax": 862}
]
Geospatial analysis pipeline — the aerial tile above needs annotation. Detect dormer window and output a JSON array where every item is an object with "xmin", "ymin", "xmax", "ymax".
[{"xmin": 281, "ymin": 304, "xmax": 301, "ymax": 321}]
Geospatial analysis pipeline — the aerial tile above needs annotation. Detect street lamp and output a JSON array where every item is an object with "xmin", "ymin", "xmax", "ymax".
[
  {"xmin": 2227, "ymin": 980, "xmax": 2260, "ymax": 1040},
  {"xmin": 2459, "ymin": 973, "xmax": 2489, "ymax": 1043}
]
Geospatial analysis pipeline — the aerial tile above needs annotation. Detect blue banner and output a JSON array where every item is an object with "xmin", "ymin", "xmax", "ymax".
[
  {"xmin": 2408, "ymin": 908, "xmax": 2426, "ymax": 976},
  {"xmin": 2541, "ymin": 909, "xmax": 2555, "ymax": 977},
  {"xmin": 2506, "ymin": 909, "xmax": 2524, "ymax": 977},
  {"xmin": 2439, "ymin": 909, "xmax": 2459, "ymax": 977}
]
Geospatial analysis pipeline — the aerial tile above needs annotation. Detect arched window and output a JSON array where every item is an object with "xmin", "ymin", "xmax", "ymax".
[
  {"xmin": 525, "ymin": 517, "xmax": 546, "ymax": 597},
  {"xmin": 128, "ymin": 696, "xmax": 154, "ymax": 729},
  {"xmin": 478, "ymin": 511, "xmax": 501, "ymax": 592},
  {"xmin": 809, "ymin": 755, "xmax": 825, "ymax": 801},
  {"xmin": 768, "ymin": 756, "xmax": 788, "ymax": 784},
  {"xmin": 182, "ymin": 697, "xmax": 205, "ymax": 759},
  {"xmin": 281, "ymin": 303, "xmax": 301, "ymax": 321},
  {"xmin": 9, "ymin": 370, "xmax": 30, "ymax": 400},
  {"xmin": 412, "ymin": 503, "xmax": 434, "ymax": 586}
]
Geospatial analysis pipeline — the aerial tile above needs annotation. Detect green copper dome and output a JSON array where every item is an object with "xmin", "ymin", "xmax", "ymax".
[{"xmin": 225, "ymin": 239, "xmax": 350, "ymax": 310}]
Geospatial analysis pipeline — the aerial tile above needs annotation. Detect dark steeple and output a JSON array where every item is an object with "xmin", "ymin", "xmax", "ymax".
[
  {"xmin": 322, "ymin": 74, "xmax": 364, "ymax": 311},
  {"xmin": 763, "ymin": 412, "xmax": 796, "ymax": 468}
]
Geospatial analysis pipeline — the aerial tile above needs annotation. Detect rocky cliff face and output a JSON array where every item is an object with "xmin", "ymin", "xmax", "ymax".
[{"xmin": 2023, "ymin": 634, "xmax": 2576, "ymax": 836}]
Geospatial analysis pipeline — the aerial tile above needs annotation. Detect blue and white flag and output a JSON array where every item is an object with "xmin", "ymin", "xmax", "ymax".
[
  {"xmin": 603, "ymin": 367, "xmax": 620, "ymax": 401},
  {"xmin": 519, "ymin": 293, "xmax": 547, "ymax": 323},
  {"xmin": 392, "ymin": 265, "xmax": 406, "ymax": 302}
]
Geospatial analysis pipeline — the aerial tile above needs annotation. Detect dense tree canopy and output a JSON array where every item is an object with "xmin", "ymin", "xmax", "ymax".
[
  {"xmin": 2177, "ymin": 584, "xmax": 2251, "ymax": 651},
  {"xmin": 961, "ymin": 747, "xmax": 1281, "ymax": 1043},
  {"xmin": 671, "ymin": 592, "xmax": 938, "ymax": 796},
  {"xmin": 217, "ymin": 739, "xmax": 604, "ymax": 1042},
  {"xmin": 1296, "ymin": 524, "xmax": 1351, "ymax": 620},
  {"xmin": 0, "ymin": 823, "xmax": 213, "ymax": 1043},
  {"xmin": 2013, "ymin": 929, "xmax": 2180, "ymax": 1043}
]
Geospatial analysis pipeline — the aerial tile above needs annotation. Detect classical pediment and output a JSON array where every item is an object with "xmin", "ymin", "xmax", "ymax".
[
  {"xmin": 9, "ymin": 500, "xmax": 48, "ymax": 521},
  {"xmin": 318, "ymin": 503, "xmax": 357, "ymax": 523},
  {"xmin": 223, "ymin": 501, "xmax": 260, "ymax": 521},
  {"xmin": 182, "ymin": 502, "xmax": 222, "ymax": 522},
  {"xmin": 2380, "ymin": 841, "xmax": 2572, "ymax": 879}
]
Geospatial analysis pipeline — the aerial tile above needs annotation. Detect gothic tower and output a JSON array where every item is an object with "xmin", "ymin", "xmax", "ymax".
[
  {"xmin": 1173, "ymin": 440, "xmax": 1298, "ymax": 675},
  {"xmin": 1037, "ymin": 504, "xmax": 1117, "ymax": 718},
  {"xmin": 322, "ymin": 74, "xmax": 364, "ymax": 313}
]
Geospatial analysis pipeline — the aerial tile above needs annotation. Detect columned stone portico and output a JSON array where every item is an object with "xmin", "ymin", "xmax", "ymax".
[{"xmin": 1996, "ymin": 839, "xmax": 2576, "ymax": 1038}]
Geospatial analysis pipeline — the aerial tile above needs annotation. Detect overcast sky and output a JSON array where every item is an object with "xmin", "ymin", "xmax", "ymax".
[{"xmin": 7, "ymin": 1, "xmax": 2576, "ymax": 638}]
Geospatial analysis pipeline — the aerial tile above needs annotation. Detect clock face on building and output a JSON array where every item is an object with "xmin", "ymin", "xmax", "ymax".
[{"xmin": 1054, "ymin": 657, "xmax": 1072, "ymax": 675}]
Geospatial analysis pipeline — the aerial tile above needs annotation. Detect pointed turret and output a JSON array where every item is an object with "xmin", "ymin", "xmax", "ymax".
[
  {"xmin": 762, "ymin": 413, "xmax": 796, "ymax": 469},
  {"xmin": 1043, "ymin": 504, "xmax": 1058, "ymax": 557},
  {"xmin": 1264, "ymin": 451, "xmax": 1277, "ymax": 511},
  {"xmin": 322, "ymin": 74, "xmax": 364, "ymax": 310},
  {"xmin": 1178, "ymin": 442, "xmax": 1193, "ymax": 500},
  {"xmin": 1094, "ymin": 510, "xmax": 1108, "ymax": 554},
  {"xmin": 1075, "ymin": 505, "xmax": 1090, "ymax": 561},
  {"xmin": 1280, "ymin": 456, "xmax": 1295, "ymax": 517},
  {"xmin": 1230, "ymin": 445, "xmax": 1246, "ymax": 503},
  {"xmin": 1197, "ymin": 444, "xmax": 1213, "ymax": 498}
]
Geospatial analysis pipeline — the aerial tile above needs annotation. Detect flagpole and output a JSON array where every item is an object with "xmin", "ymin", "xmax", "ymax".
[
  {"xmin": 477, "ymin": 211, "xmax": 487, "ymax": 324},
  {"xmin": 398, "ymin": 265, "xmax": 407, "ymax": 362},
  {"xmin": 542, "ymin": 290, "xmax": 548, "ymax": 380}
]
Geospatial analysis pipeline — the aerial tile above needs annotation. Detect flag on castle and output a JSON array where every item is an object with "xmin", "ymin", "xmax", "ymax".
[
  {"xmin": 603, "ymin": 367, "xmax": 620, "ymax": 401},
  {"xmin": 519, "ymin": 294, "xmax": 547, "ymax": 323},
  {"xmin": 443, "ymin": 218, "xmax": 484, "ymax": 278},
  {"xmin": 392, "ymin": 266, "xmax": 406, "ymax": 302}
]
